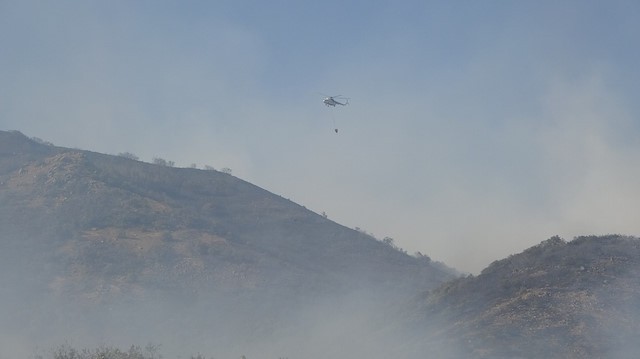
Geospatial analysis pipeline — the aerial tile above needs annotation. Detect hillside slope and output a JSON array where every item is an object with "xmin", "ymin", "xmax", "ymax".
[
  {"xmin": 0, "ymin": 130, "xmax": 455, "ymax": 357},
  {"xmin": 7, "ymin": 130, "xmax": 639, "ymax": 359},
  {"xmin": 409, "ymin": 235, "xmax": 640, "ymax": 358}
]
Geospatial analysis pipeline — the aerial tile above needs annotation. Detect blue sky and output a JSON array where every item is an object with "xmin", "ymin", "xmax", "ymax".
[{"xmin": 2, "ymin": 1, "xmax": 640, "ymax": 273}]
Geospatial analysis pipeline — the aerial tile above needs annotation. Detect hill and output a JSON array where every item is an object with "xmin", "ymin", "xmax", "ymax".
[
  {"xmin": 3, "ymin": 129, "xmax": 640, "ymax": 359},
  {"xmin": 0, "ymin": 130, "xmax": 455, "ymax": 358},
  {"xmin": 408, "ymin": 235, "xmax": 640, "ymax": 358}
]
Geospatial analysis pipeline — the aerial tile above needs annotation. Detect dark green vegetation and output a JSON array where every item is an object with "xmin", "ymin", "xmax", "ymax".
[
  {"xmin": 2, "ymin": 130, "xmax": 639, "ymax": 358},
  {"xmin": 37, "ymin": 344, "xmax": 164, "ymax": 359}
]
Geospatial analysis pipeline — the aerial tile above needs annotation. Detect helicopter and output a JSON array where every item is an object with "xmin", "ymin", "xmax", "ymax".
[{"xmin": 323, "ymin": 95, "xmax": 349, "ymax": 107}]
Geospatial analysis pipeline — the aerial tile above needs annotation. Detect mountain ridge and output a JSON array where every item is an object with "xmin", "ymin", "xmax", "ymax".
[
  {"xmin": 409, "ymin": 234, "xmax": 640, "ymax": 358},
  {"xmin": 2, "ymin": 129, "xmax": 639, "ymax": 359},
  {"xmin": 0, "ymin": 129, "xmax": 455, "ymax": 357}
]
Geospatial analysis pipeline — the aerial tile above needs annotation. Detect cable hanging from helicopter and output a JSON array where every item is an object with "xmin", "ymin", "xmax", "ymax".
[{"xmin": 322, "ymin": 95, "xmax": 349, "ymax": 133}]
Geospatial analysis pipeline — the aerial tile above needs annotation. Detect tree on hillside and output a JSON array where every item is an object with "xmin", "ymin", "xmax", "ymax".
[
  {"xmin": 153, "ymin": 157, "xmax": 175, "ymax": 167},
  {"xmin": 118, "ymin": 152, "xmax": 139, "ymax": 161}
]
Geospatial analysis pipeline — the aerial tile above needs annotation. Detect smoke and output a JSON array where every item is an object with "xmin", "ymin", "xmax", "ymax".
[{"xmin": 0, "ymin": 281, "xmax": 441, "ymax": 359}]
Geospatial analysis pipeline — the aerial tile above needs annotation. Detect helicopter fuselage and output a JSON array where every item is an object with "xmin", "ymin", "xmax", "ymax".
[{"xmin": 323, "ymin": 97, "xmax": 346, "ymax": 106}]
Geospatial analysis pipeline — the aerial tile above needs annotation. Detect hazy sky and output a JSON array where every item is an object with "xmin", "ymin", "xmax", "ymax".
[{"xmin": 2, "ymin": 1, "xmax": 639, "ymax": 273}]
